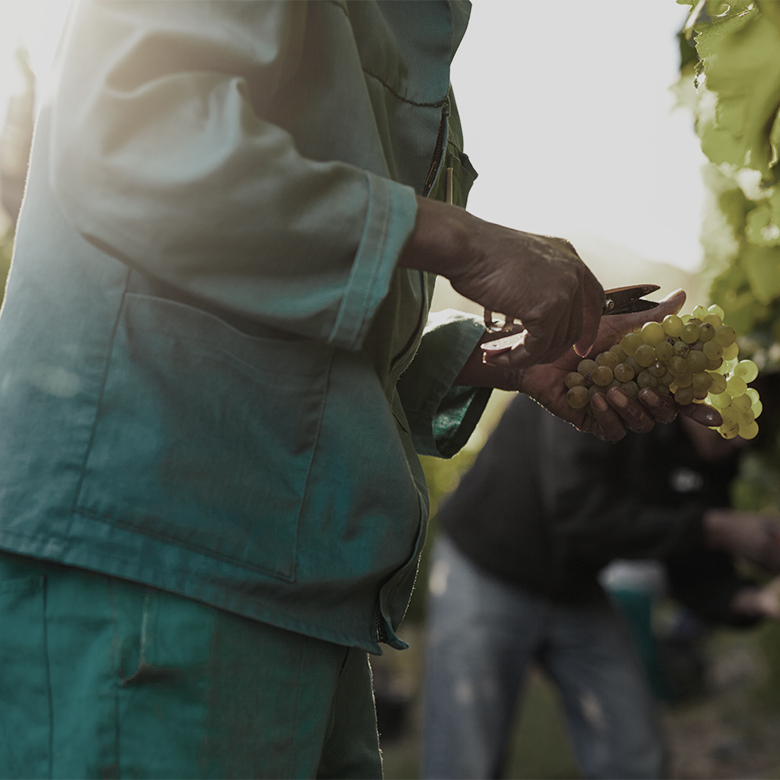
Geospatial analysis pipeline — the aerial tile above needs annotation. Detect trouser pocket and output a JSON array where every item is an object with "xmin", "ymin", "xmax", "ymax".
[{"xmin": 0, "ymin": 567, "xmax": 49, "ymax": 780}]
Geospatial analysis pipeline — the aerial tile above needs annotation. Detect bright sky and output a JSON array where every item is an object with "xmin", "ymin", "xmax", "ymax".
[
  {"xmin": 448, "ymin": 0, "xmax": 708, "ymax": 303},
  {"xmin": 0, "ymin": 0, "xmax": 707, "ymax": 294}
]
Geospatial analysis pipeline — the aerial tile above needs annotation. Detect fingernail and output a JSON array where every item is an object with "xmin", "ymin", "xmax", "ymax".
[
  {"xmin": 591, "ymin": 393, "xmax": 608, "ymax": 412},
  {"xmin": 607, "ymin": 389, "xmax": 627, "ymax": 409},
  {"xmin": 643, "ymin": 391, "xmax": 661, "ymax": 408}
]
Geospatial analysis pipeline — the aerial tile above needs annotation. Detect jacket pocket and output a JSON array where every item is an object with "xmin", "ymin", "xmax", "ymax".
[{"xmin": 74, "ymin": 292, "xmax": 333, "ymax": 581}]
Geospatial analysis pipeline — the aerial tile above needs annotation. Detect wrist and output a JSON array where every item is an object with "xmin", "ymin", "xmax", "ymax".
[{"xmin": 398, "ymin": 197, "xmax": 476, "ymax": 278}]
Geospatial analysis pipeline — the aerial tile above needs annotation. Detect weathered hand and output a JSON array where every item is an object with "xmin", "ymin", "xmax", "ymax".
[
  {"xmin": 447, "ymin": 226, "xmax": 604, "ymax": 367},
  {"xmin": 502, "ymin": 289, "xmax": 722, "ymax": 441},
  {"xmin": 399, "ymin": 199, "xmax": 603, "ymax": 367}
]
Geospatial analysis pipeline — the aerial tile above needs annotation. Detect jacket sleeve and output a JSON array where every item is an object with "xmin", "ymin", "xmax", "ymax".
[
  {"xmin": 48, "ymin": 0, "xmax": 418, "ymax": 351},
  {"xmin": 395, "ymin": 308, "xmax": 491, "ymax": 458}
]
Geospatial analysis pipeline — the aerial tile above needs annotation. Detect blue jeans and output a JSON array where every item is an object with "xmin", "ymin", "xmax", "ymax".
[{"xmin": 421, "ymin": 535, "xmax": 666, "ymax": 779}]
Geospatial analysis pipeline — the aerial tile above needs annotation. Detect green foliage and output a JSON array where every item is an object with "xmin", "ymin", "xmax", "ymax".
[{"xmin": 679, "ymin": 0, "xmax": 780, "ymax": 373}]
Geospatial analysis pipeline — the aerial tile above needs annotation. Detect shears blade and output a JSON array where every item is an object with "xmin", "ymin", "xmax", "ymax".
[
  {"xmin": 481, "ymin": 283, "xmax": 661, "ymax": 355},
  {"xmin": 602, "ymin": 284, "xmax": 660, "ymax": 315}
]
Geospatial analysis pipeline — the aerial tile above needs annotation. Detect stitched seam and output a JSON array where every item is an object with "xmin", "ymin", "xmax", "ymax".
[
  {"xmin": 66, "ymin": 269, "xmax": 131, "ymax": 550},
  {"xmin": 42, "ymin": 575, "xmax": 53, "ymax": 780},
  {"xmin": 363, "ymin": 69, "xmax": 446, "ymax": 108}
]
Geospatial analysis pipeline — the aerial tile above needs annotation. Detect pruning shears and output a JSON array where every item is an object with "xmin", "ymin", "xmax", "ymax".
[{"xmin": 481, "ymin": 284, "xmax": 661, "ymax": 355}]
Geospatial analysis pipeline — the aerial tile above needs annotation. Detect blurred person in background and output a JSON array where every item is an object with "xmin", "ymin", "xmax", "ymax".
[{"xmin": 422, "ymin": 392, "xmax": 780, "ymax": 780}]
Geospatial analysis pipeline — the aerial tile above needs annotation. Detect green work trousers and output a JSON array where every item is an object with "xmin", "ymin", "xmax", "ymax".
[{"xmin": 0, "ymin": 551, "xmax": 382, "ymax": 779}]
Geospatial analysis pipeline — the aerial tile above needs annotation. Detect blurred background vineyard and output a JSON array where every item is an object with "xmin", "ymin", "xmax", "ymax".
[{"xmin": 4, "ymin": 1, "xmax": 780, "ymax": 778}]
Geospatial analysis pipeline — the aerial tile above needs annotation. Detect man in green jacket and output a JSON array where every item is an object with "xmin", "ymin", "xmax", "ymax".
[{"xmin": 0, "ymin": 2, "xmax": 717, "ymax": 778}]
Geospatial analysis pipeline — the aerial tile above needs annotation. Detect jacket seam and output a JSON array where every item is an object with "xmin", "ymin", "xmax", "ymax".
[
  {"xmin": 363, "ymin": 69, "xmax": 447, "ymax": 108},
  {"xmin": 64, "ymin": 269, "xmax": 132, "ymax": 556}
]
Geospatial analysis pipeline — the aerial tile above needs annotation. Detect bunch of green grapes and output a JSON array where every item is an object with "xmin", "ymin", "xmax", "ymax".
[{"xmin": 565, "ymin": 304, "xmax": 762, "ymax": 440}]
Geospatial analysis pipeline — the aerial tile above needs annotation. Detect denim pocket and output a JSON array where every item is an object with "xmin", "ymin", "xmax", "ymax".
[{"xmin": 75, "ymin": 292, "xmax": 333, "ymax": 581}]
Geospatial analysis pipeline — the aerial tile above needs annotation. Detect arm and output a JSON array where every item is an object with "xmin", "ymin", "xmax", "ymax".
[{"xmin": 50, "ymin": 0, "xmax": 418, "ymax": 350}]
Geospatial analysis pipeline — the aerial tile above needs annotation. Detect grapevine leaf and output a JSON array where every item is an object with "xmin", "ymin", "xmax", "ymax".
[
  {"xmin": 742, "ymin": 243, "xmax": 780, "ymax": 304},
  {"xmin": 695, "ymin": 4, "xmax": 780, "ymax": 176},
  {"xmin": 744, "ymin": 190, "xmax": 780, "ymax": 247}
]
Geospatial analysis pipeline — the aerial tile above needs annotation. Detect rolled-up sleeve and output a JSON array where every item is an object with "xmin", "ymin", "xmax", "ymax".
[{"xmin": 49, "ymin": 0, "xmax": 419, "ymax": 350}]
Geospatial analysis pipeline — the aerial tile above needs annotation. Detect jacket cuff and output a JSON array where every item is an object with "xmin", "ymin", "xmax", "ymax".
[{"xmin": 328, "ymin": 172, "xmax": 418, "ymax": 350}]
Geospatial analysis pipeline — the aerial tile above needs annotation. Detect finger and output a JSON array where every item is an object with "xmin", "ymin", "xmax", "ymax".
[
  {"xmin": 677, "ymin": 402, "xmax": 723, "ymax": 429},
  {"xmin": 588, "ymin": 391, "xmax": 629, "ymax": 442},
  {"xmin": 574, "ymin": 270, "xmax": 604, "ymax": 358},
  {"xmin": 637, "ymin": 388, "xmax": 678, "ymax": 425},
  {"xmin": 605, "ymin": 387, "xmax": 655, "ymax": 434}
]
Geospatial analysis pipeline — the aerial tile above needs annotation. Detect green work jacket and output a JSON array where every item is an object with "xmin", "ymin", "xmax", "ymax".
[{"xmin": 0, "ymin": 0, "xmax": 489, "ymax": 653}]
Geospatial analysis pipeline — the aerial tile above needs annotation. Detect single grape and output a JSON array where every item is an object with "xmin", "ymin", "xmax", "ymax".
[
  {"xmin": 673, "ymin": 341, "xmax": 691, "ymax": 358},
  {"xmin": 746, "ymin": 388, "xmax": 760, "ymax": 403},
  {"xmin": 691, "ymin": 305, "xmax": 709, "ymax": 320},
  {"xmin": 674, "ymin": 386, "xmax": 695, "ymax": 405},
  {"xmin": 662, "ymin": 315, "xmax": 683, "ymax": 337},
  {"xmin": 687, "ymin": 351, "xmax": 708, "ymax": 374},
  {"xmin": 703, "ymin": 340, "xmax": 723, "ymax": 360},
  {"xmin": 737, "ymin": 409, "xmax": 755, "ymax": 426},
  {"xmin": 578, "ymin": 359, "xmax": 598, "ymax": 376},
  {"xmin": 720, "ymin": 407, "xmax": 738, "ymax": 426},
  {"xmin": 609, "ymin": 345, "xmax": 628, "ymax": 363},
  {"xmin": 634, "ymin": 345, "xmax": 655, "ymax": 368},
  {"xmin": 614, "ymin": 363, "xmax": 635, "ymax": 383},
  {"xmin": 726, "ymin": 375, "xmax": 748, "ymax": 397},
  {"xmin": 567, "ymin": 386, "xmax": 590, "ymax": 409},
  {"xmin": 739, "ymin": 421, "xmax": 759, "ymax": 440},
  {"xmin": 596, "ymin": 351, "xmax": 620, "ymax": 369},
  {"xmin": 667, "ymin": 355, "xmax": 688, "ymax": 377},
  {"xmin": 719, "ymin": 423, "xmax": 740, "ymax": 440},
  {"xmin": 698, "ymin": 323, "xmax": 715, "ymax": 343},
  {"xmin": 565, "ymin": 372, "xmax": 586, "ymax": 389},
  {"xmin": 707, "ymin": 357, "xmax": 724, "ymax": 371},
  {"xmin": 640, "ymin": 321, "xmax": 665, "ymax": 346},
  {"xmin": 592, "ymin": 366, "xmax": 614, "ymax": 386},
  {"xmin": 654, "ymin": 340, "xmax": 674, "ymax": 363},
  {"xmin": 637, "ymin": 370, "xmax": 658, "ymax": 389},
  {"xmin": 734, "ymin": 359, "xmax": 758, "ymax": 383},
  {"xmin": 752, "ymin": 399, "xmax": 764, "ymax": 419},
  {"xmin": 709, "ymin": 372, "xmax": 727, "ymax": 394},
  {"xmin": 680, "ymin": 323, "xmax": 699, "ymax": 344},
  {"xmin": 648, "ymin": 361, "xmax": 667, "ymax": 378},
  {"xmin": 708, "ymin": 303, "xmax": 725, "ymax": 320},
  {"xmin": 714, "ymin": 325, "xmax": 736, "ymax": 347},
  {"xmin": 621, "ymin": 332, "xmax": 643, "ymax": 357},
  {"xmin": 722, "ymin": 342, "xmax": 739, "ymax": 361},
  {"xmin": 731, "ymin": 394, "xmax": 752, "ymax": 412},
  {"xmin": 691, "ymin": 372, "xmax": 712, "ymax": 393},
  {"xmin": 703, "ymin": 313, "xmax": 723, "ymax": 329}
]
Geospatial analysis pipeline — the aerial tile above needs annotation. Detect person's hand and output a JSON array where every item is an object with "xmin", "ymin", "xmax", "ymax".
[
  {"xmin": 730, "ymin": 577, "xmax": 780, "ymax": 621},
  {"xmin": 705, "ymin": 509, "xmax": 780, "ymax": 573},
  {"xmin": 399, "ymin": 198, "xmax": 603, "ymax": 366},
  {"xmin": 457, "ymin": 288, "xmax": 722, "ymax": 441}
]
